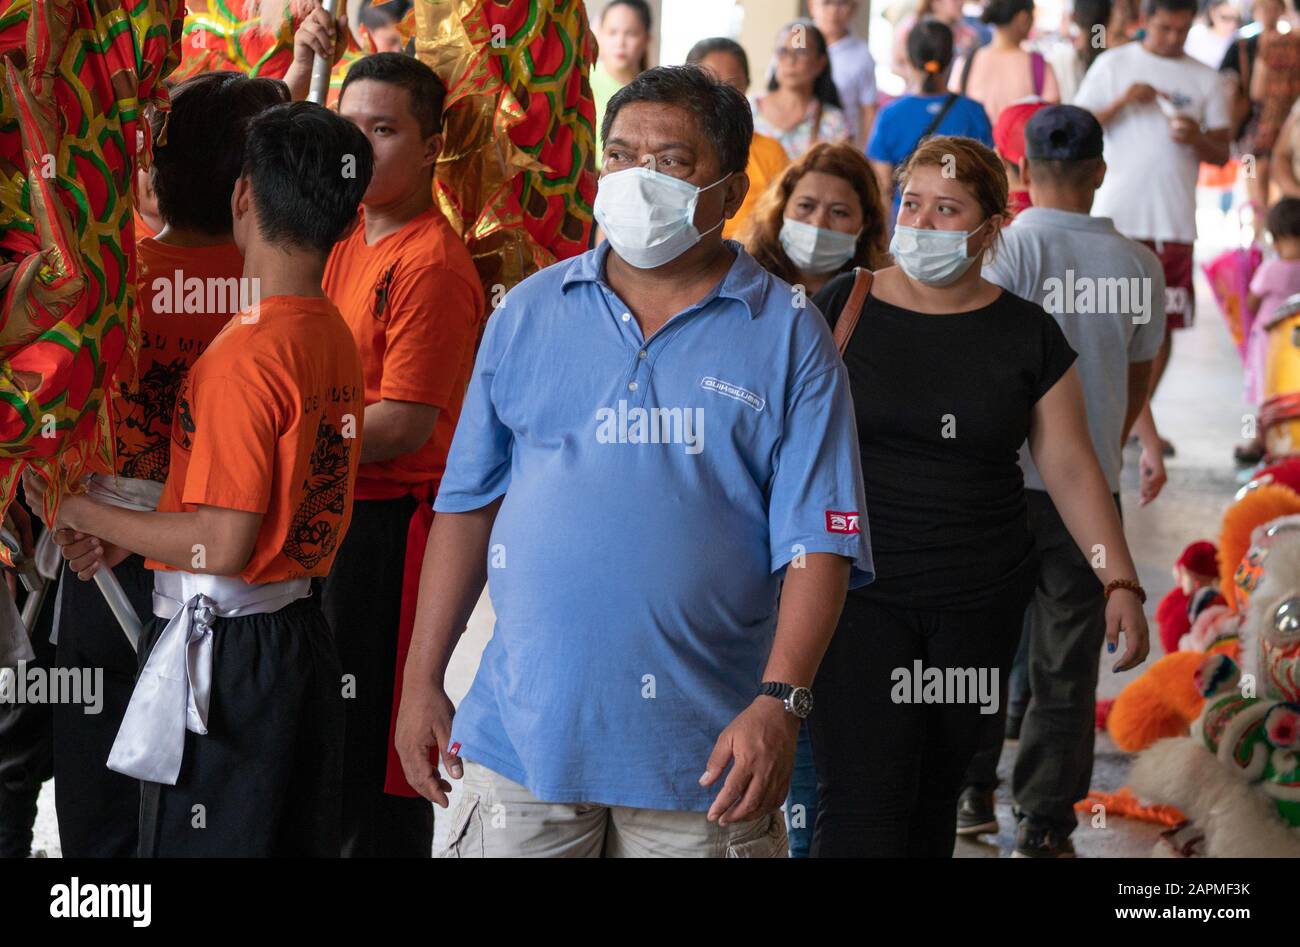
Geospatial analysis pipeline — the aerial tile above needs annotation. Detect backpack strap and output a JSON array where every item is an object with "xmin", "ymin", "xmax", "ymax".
[
  {"xmin": 832, "ymin": 268, "xmax": 874, "ymax": 356},
  {"xmin": 959, "ymin": 46, "xmax": 978, "ymax": 96},
  {"xmin": 1030, "ymin": 50, "xmax": 1045, "ymax": 96},
  {"xmin": 918, "ymin": 92, "xmax": 959, "ymax": 145}
]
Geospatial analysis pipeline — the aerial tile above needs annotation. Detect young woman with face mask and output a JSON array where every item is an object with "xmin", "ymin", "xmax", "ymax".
[
  {"xmin": 806, "ymin": 136, "xmax": 1150, "ymax": 858},
  {"xmin": 742, "ymin": 142, "xmax": 889, "ymax": 298}
]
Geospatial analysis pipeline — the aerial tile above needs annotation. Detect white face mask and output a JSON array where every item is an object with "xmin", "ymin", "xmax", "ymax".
[
  {"xmin": 594, "ymin": 166, "xmax": 730, "ymax": 269},
  {"xmin": 779, "ymin": 218, "xmax": 860, "ymax": 274},
  {"xmin": 888, "ymin": 221, "xmax": 988, "ymax": 287}
]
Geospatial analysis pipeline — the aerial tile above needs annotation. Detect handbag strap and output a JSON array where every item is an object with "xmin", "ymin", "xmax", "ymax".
[
  {"xmin": 1030, "ymin": 51, "xmax": 1045, "ymax": 96},
  {"xmin": 832, "ymin": 268, "xmax": 875, "ymax": 356}
]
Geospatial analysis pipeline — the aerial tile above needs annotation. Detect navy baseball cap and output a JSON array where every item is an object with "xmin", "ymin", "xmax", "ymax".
[{"xmin": 1024, "ymin": 105, "xmax": 1103, "ymax": 161}]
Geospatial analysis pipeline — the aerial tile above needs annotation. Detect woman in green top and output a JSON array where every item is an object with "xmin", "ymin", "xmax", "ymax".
[{"xmin": 592, "ymin": 0, "xmax": 653, "ymax": 159}]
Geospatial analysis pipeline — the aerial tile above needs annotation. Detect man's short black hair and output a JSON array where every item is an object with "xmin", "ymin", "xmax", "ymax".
[
  {"xmin": 601, "ymin": 65, "xmax": 752, "ymax": 177},
  {"xmin": 1268, "ymin": 197, "xmax": 1300, "ymax": 240},
  {"xmin": 1025, "ymin": 156, "xmax": 1104, "ymax": 188},
  {"xmin": 150, "ymin": 71, "xmax": 289, "ymax": 234},
  {"xmin": 241, "ymin": 102, "xmax": 374, "ymax": 255},
  {"xmin": 340, "ymin": 52, "xmax": 446, "ymax": 138},
  {"xmin": 1143, "ymin": 0, "xmax": 1198, "ymax": 17}
]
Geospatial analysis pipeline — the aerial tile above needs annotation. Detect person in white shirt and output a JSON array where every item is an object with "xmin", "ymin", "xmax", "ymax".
[
  {"xmin": 1183, "ymin": 0, "xmax": 1242, "ymax": 67},
  {"xmin": 810, "ymin": 0, "xmax": 880, "ymax": 148},
  {"xmin": 1072, "ymin": 0, "xmax": 1231, "ymax": 447}
]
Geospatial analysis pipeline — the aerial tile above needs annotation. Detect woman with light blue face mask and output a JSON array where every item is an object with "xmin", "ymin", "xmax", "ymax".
[
  {"xmin": 804, "ymin": 135, "xmax": 1151, "ymax": 859},
  {"xmin": 742, "ymin": 141, "xmax": 890, "ymax": 299}
]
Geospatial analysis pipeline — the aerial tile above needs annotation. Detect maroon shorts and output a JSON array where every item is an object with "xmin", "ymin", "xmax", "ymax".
[{"xmin": 1139, "ymin": 239, "xmax": 1194, "ymax": 330}]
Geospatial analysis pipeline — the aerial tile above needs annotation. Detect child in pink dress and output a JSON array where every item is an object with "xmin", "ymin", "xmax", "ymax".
[{"xmin": 1246, "ymin": 198, "xmax": 1300, "ymax": 418}]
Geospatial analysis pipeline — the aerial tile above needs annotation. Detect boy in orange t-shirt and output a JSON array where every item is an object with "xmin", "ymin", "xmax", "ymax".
[
  {"xmin": 47, "ymin": 72, "xmax": 287, "ymax": 859},
  {"xmin": 31, "ymin": 102, "xmax": 374, "ymax": 857},
  {"xmin": 319, "ymin": 52, "xmax": 484, "ymax": 857}
]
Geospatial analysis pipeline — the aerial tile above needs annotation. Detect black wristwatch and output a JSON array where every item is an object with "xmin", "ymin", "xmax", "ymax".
[{"xmin": 759, "ymin": 681, "xmax": 814, "ymax": 719}]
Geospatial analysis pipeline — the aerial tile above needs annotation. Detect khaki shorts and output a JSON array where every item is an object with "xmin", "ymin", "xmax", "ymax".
[{"xmin": 440, "ymin": 761, "xmax": 789, "ymax": 858}]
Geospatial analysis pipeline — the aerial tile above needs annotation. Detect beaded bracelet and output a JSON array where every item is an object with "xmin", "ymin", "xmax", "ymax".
[{"xmin": 1104, "ymin": 578, "xmax": 1147, "ymax": 604}]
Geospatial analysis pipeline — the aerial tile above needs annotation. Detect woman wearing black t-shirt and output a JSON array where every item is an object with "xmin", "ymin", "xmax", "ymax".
[{"xmin": 808, "ymin": 136, "xmax": 1149, "ymax": 857}]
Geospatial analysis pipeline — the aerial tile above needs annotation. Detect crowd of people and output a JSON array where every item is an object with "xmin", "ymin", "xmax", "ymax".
[{"xmin": 0, "ymin": 0, "xmax": 1297, "ymax": 861}]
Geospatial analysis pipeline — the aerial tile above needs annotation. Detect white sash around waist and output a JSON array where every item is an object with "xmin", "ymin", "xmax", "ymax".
[{"xmin": 107, "ymin": 571, "xmax": 311, "ymax": 784}]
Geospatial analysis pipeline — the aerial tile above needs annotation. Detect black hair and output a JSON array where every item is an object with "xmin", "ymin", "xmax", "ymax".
[
  {"xmin": 359, "ymin": 0, "xmax": 407, "ymax": 27},
  {"xmin": 1025, "ymin": 156, "xmax": 1105, "ymax": 187},
  {"xmin": 240, "ymin": 102, "xmax": 374, "ymax": 255},
  {"xmin": 600, "ymin": 0, "xmax": 653, "ymax": 74},
  {"xmin": 907, "ymin": 17, "xmax": 955, "ymax": 93},
  {"xmin": 1268, "ymin": 197, "xmax": 1300, "ymax": 239},
  {"xmin": 340, "ymin": 52, "xmax": 446, "ymax": 138},
  {"xmin": 1142, "ymin": 0, "xmax": 1198, "ymax": 17},
  {"xmin": 983, "ymin": 0, "xmax": 1034, "ymax": 24},
  {"xmin": 149, "ymin": 71, "xmax": 289, "ymax": 235},
  {"xmin": 685, "ymin": 36, "xmax": 750, "ymax": 86},
  {"xmin": 766, "ymin": 19, "xmax": 843, "ymax": 110},
  {"xmin": 602, "ymin": 65, "xmax": 752, "ymax": 176},
  {"xmin": 1073, "ymin": 0, "xmax": 1113, "ymax": 68}
]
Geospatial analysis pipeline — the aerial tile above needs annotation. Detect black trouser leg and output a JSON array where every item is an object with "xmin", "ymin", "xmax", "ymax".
[
  {"xmin": 0, "ymin": 582, "xmax": 56, "ymax": 858},
  {"xmin": 962, "ymin": 608, "xmax": 1032, "ymax": 791},
  {"xmin": 320, "ymin": 497, "xmax": 433, "ymax": 858},
  {"xmin": 809, "ymin": 594, "xmax": 1025, "ymax": 857},
  {"xmin": 1011, "ymin": 490, "xmax": 1115, "ymax": 835},
  {"xmin": 52, "ymin": 557, "xmax": 152, "ymax": 858}
]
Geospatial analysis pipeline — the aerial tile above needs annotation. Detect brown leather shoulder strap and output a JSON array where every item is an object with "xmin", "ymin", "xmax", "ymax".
[{"xmin": 832, "ymin": 268, "xmax": 874, "ymax": 356}]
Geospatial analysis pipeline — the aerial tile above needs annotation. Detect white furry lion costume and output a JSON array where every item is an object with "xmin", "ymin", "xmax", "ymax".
[{"xmin": 1131, "ymin": 525, "xmax": 1300, "ymax": 857}]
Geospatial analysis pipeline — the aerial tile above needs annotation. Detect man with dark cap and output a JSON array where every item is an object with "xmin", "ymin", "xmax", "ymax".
[{"xmin": 956, "ymin": 104, "xmax": 1167, "ymax": 857}]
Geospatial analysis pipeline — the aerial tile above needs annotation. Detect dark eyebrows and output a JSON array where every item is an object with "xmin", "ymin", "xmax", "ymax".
[
  {"xmin": 605, "ymin": 137, "xmax": 697, "ymax": 156},
  {"xmin": 901, "ymin": 188, "xmax": 967, "ymax": 204}
]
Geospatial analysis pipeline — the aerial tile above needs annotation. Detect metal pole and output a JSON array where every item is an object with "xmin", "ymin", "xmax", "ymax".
[
  {"xmin": 93, "ymin": 568, "xmax": 141, "ymax": 652},
  {"xmin": 306, "ymin": 0, "xmax": 341, "ymax": 105}
]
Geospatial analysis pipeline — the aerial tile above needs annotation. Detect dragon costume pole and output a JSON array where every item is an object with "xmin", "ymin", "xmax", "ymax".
[{"xmin": 306, "ymin": 0, "xmax": 339, "ymax": 104}]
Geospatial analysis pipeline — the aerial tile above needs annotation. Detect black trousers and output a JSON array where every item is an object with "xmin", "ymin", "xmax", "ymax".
[
  {"xmin": 963, "ymin": 491, "xmax": 1116, "ymax": 834},
  {"xmin": 137, "ymin": 596, "xmax": 344, "ymax": 857},
  {"xmin": 53, "ymin": 557, "xmax": 152, "ymax": 858},
  {"xmin": 0, "ymin": 574, "xmax": 57, "ymax": 858},
  {"xmin": 320, "ymin": 497, "xmax": 433, "ymax": 858},
  {"xmin": 809, "ymin": 592, "xmax": 1027, "ymax": 857},
  {"xmin": 1012, "ymin": 490, "xmax": 1115, "ymax": 833}
]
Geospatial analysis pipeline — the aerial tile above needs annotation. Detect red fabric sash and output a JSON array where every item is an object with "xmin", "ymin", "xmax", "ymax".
[{"xmin": 381, "ymin": 481, "xmax": 436, "ymax": 796}]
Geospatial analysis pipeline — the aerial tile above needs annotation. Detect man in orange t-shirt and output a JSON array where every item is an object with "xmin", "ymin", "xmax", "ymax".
[
  {"xmin": 34, "ymin": 102, "xmax": 374, "ymax": 856},
  {"xmin": 47, "ymin": 72, "xmax": 287, "ymax": 860},
  {"xmin": 320, "ymin": 52, "xmax": 484, "ymax": 858}
]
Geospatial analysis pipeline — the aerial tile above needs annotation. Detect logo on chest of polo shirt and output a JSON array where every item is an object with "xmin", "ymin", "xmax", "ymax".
[
  {"xmin": 699, "ymin": 376, "xmax": 765, "ymax": 412},
  {"xmin": 825, "ymin": 511, "xmax": 860, "ymax": 535}
]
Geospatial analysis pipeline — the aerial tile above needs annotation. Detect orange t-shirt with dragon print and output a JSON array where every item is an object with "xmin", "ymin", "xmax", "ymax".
[
  {"xmin": 114, "ymin": 238, "xmax": 245, "ymax": 482},
  {"xmin": 147, "ymin": 295, "xmax": 365, "ymax": 583}
]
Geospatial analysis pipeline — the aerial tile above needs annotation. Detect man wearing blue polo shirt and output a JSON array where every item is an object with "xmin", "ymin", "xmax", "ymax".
[{"xmin": 395, "ymin": 65, "xmax": 873, "ymax": 858}]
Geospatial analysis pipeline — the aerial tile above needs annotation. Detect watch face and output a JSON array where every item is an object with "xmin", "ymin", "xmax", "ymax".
[{"xmin": 789, "ymin": 687, "xmax": 814, "ymax": 719}]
